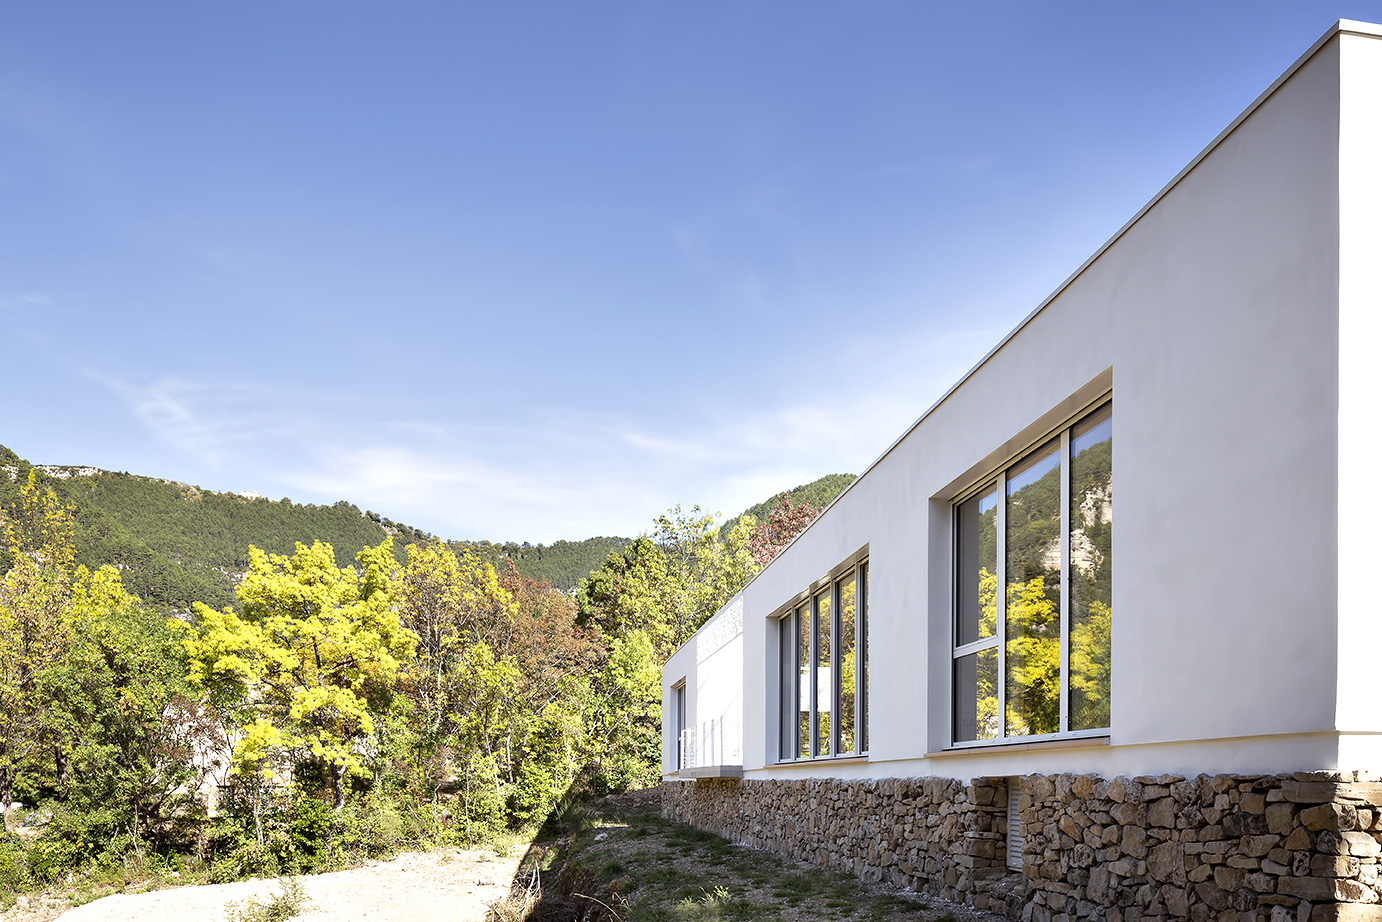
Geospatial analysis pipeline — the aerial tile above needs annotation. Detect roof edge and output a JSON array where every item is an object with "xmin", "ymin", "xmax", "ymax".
[{"xmin": 727, "ymin": 19, "xmax": 1366, "ymax": 606}]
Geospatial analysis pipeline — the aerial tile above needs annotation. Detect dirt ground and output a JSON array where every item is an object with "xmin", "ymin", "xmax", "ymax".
[
  {"xmin": 4, "ymin": 847, "xmax": 523, "ymax": 922},
  {"xmin": 524, "ymin": 789, "xmax": 1009, "ymax": 922},
  {"xmin": 1, "ymin": 788, "xmax": 1009, "ymax": 922}
]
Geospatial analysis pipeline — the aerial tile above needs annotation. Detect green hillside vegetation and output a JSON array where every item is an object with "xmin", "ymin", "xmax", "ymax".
[
  {"xmin": 0, "ymin": 445, "xmax": 852, "ymax": 611},
  {"xmin": 0, "ymin": 448, "xmax": 407, "ymax": 612},
  {"xmin": 721, "ymin": 472, "xmax": 856, "ymax": 538},
  {"xmin": 450, "ymin": 537, "xmax": 630, "ymax": 592},
  {"xmin": 0, "ymin": 445, "xmax": 625, "ymax": 607}
]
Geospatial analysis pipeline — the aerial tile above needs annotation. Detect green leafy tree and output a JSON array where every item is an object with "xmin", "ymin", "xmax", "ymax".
[
  {"xmin": 578, "ymin": 506, "xmax": 756, "ymax": 661},
  {"xmin": 591, "ymin": 630, "xmax": 661, "ymax": 792},
  {"xmin": 0, "ymin": 473, "xmax": 76, "ymax": 810},
  {"xmin": 42, "ymin": 566, "xmax": 203, "ymax": 856},
  {"xmin": 392, "ymin": 544, "xmax": 600, "ymax": 832},
  {"xmin": 394, "ymin": 542, "xmax": 514, "ymax": 749},
  {"xmin": 575, "ymin": 505, "xmax": 757, "ymax": 791}
]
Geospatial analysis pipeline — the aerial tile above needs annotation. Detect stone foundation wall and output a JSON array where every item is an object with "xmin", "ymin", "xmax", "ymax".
[
  {"xmin": 662, "ymin": 771, "xmax": 1382, "ymax": 922},
  {"xmin": 662, "ymin": 775, "xmax": 1026, "ymax": 916}
]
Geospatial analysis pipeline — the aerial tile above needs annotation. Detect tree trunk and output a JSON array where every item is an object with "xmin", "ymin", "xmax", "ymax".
[
  {"xmin": 332, "ymin": 763, "xmax": 346, "ymax": 810},
  {"xmin": 54, "ymin": 744, "xmax": 69, "ymax": 793},
  {"xmin": 0, "ymin": 766, "xmax": 12, "ymax": 831}
]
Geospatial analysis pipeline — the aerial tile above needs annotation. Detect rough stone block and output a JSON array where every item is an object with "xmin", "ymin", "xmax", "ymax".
[
  {"xmin": 1310, "ymin": 853, "xmax": 1361, "ymax": 877},
  {"xmin": 1278, "ymin": 876, "xmax": 1367, "ymax": 902},
  {"xmin": 1215, "ymin": 866, "xmax": 1247, "ymax": 892},
  {"xmin": 1318, "ymin": 830, "xmax": 1347, "ymax": 855},
  {"xmin": 1285, "ymin": 828, "xmax": 1315, "ymax": 851},
  {"xmin": 1148, "ymin": 841, "xmax": 1186, "ymax": 884},
  {"xmin": 1284, "ymin": 781, "xmax": 1341, "ymax": 805},
  {"xmin": 1308, "ymin": 904, "xmax": 1382, "ymax": 922},
  {"xmin": 1337, "ymin": 783, "xmax": 1382, "ymax": 806},
  {"xmin": 1267, "ymin": 803, "xmax": 1297, "ymax": 835},
  {"xmin": 1225, "ymin": 812, "xmax": 1271, "ymax": 837},
  {"xmin": 1241, "ymin": 834, "xmax": 1281, "ymax": 858},
  {"xmin": 1123, "ymin": 826, "xmax": 1149, "ymax": 859},
  {"xmin": 1344, "ymin": 831, "xmax": 1382, "ymax": 858},
  {"xmin": 1195, "ymin": 881, "xmax": 1232, "ymax": 911},
  {"xmin": 1148, "ymin": 799, "xmax": 1177, "ymax": 828},
  {"xmin": 1301, "ymin": 804, "xmax": 1359, "ymax": 832},
  {"xmin": 1232, "ymin": 887, "xmax": 1259, "ymax": 911}
]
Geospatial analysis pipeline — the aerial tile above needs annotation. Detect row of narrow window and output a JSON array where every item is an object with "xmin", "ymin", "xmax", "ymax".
[{"xmin": 777, "ymin": 561, "xmax": 868, "ymax": 761}]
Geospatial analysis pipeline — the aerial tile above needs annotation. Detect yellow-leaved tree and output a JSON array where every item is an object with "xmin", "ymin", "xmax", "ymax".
[{"xmin": 184, "ymin": 540, "xmax": 415, "ymax": 812}]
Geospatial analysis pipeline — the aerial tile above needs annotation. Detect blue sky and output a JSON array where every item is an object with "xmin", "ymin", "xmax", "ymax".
[{"xmin": 2, "ymin": 2, "xmax": 1376, "ymax": 542}]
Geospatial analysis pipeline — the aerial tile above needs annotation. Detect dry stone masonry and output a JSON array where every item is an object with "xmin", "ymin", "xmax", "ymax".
[{"xmin": 662, "ymin": 771, "xmax": 1382, "ymax": 921}]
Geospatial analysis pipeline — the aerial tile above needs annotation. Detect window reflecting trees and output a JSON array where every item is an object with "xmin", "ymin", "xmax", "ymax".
[
  {"xmin": 777, "ymin": 560, "xmax": 868, "ymax": 760},
  {"xmin": 953, "ymin": 403, "xmax": 1112, "ymax": 743}
]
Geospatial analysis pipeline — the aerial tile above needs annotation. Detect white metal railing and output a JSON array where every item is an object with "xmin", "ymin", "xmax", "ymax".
[{"xmin": 678, "ymin": 716, "xmax": 741, "ymax": 770}]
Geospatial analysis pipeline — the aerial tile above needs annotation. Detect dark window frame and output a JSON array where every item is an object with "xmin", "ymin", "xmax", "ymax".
[{"xmin": 776, "ymin": 558, "xmax": 868, "ymax": 762}]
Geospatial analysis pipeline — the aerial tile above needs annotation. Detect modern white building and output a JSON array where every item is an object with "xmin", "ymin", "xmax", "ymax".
[{"xmin": 662, "ymin": 20, "xmax": 1382, "ymax": 922}]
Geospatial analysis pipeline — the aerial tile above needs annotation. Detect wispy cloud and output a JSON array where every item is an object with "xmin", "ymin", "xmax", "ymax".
[
  {"xmin": 83, "ymin": 372, "xmax": 302, "ymax": 469},
  {"xmin": 0, "ymin": 292, "xmax": 66, "ymax": 315},
  {"xmin": 76, "ymin": 316, "xmax": 1003, "ymax": 543}
]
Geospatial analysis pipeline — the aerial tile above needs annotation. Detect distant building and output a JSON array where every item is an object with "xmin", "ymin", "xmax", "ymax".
[
  {"xmin": 236, "ymin": 490, "xmax": 265, "ymax": 501},
  {"xmin": 664, "ymin": 21, "xmax": 1382, "ymax": 921}
]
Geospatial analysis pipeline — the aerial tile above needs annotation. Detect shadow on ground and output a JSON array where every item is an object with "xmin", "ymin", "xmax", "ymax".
[
  {"xmin": 489, "ymin": 786, "xmax": 996, "ymax": 922},
  {"xmin": 492, "ymin": 790, "xmax": 660, "ymax": 922}
]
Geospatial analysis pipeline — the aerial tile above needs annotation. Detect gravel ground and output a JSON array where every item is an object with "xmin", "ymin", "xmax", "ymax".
[
  {"xmin": 3, "ymin": 847, "xmax": 522, "ymax": 922},
  {"xmin": 541, "ymin": 790, "xmax": 1009, "ymax": 922}
]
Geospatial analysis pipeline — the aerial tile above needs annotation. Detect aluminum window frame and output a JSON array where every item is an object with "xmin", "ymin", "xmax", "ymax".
[
  {"xmin": 949, "ymin": 400, "xmax": 1112, "ymax": 749},
  {"xmin": 775, "ymin": 557, "xmax": 869, "ymax": 763}
]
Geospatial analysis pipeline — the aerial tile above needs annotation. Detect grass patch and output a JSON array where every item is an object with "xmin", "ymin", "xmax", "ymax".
[
  {"xmin": 224, "ymin": 877, "xmax": 308, "ymax": 922},
  {"xmin": 532, "ymin": 792, "xmax": 961, "ymax": 922}
]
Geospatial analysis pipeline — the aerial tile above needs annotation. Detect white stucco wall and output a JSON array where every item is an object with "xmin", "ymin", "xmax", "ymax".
[
  {"xmin": 658, "ymin": 22, "xmax": 1382, "ymax": 785},
  {"xmin": 1335, "ymin": 29, "xmax": 1382, "ymax": 765},
  {"xmin": 662, "ymin": 593, "xmax": 744, "ymax": 775}
]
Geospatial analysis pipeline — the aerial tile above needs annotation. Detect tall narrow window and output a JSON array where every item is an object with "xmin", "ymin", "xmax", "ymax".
[
  {"xmin": 1004, "ymin": 442, "xmax": 1061, "ymax": 738},
  {"xmin": 796, "ymin": 603, "xmax": 810, "ymax": 759},
  {"xmin": 954, "ymin": 488, "xmax": 998, "ymax": 742},
  {"xmin": 776, "ymin": 558, "xmax": 869, "ymax": 760},
  {"xmin": 953, "ymin": 402, "xmax": 1112, "ymax": 744},
  {"xmin": 859, "ymin": 563, "xmax": 869, "ymax": 752},
  {"xmin": 778, "ymin": 613, "xmax": 795, "ymax": 760},
  {"xmin": 814, "ymin": 589, "xmax": 832, "ymax": 757},
  {"xmin": 673, "ymin": 681, "xmax": 686, "ymax": 769},
  {"xmin": 838, "ymin": 572, "xmax": 857, "ymax": 753},
  {"xmin": 1068, "ymin": 405, "xmax": 1112, "ymax": 731}
]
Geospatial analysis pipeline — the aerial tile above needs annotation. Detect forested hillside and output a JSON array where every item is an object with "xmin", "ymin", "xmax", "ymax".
[
  {"xmin": 720, "ymin": 472, "xmax": 856, "ymax": 537},
  {"xmin": 0, "ymin": 445, "xmax": 628, "ymax": 606},
  {"xmin": 0, "ymin": 444, "xmax": 854, "ymax": 608},
  {"xmin": 0, "ymin": 447, "xmax": 400, "ymax": 611},
  {"xmin": 450, "ymin": 537, "xmax": 630, "ymax": 591}
]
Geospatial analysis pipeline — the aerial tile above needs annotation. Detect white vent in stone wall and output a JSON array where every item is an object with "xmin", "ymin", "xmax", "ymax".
[{"xmin": 1006, "ymin": 780, "xmax": 1024, "ymax": 870}]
